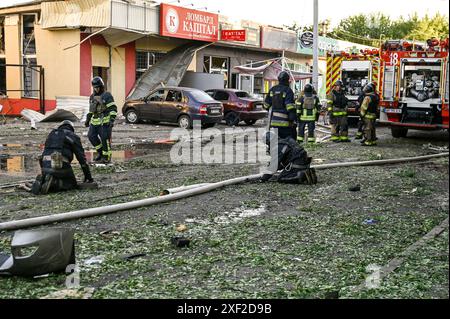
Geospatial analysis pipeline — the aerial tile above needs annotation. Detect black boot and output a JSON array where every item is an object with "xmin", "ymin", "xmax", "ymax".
[
  {"xmin": 94, "ymin": 152, "xmax": 103, "ymax": 162},
  {"xmin": 31, "ymin": 175, "xmax": 43, "ymax": 195},
  {"xmin": 40, "ymin": 174, "xmax": 54, "ymax": 195}
]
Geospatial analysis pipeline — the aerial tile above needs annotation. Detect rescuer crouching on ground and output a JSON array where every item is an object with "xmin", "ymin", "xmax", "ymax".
[{"xmin": 31, "ymin": 120, "xmax": 94, "ymax": 195}]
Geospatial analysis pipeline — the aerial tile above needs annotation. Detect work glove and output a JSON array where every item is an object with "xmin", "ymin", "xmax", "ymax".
[{"xmin": 85, "ymin": 114, "xmax": 93, "ymax": 127}]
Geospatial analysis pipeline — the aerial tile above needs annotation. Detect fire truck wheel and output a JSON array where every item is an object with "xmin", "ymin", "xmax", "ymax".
[{"xmin": 391, "ymin": 127, "xmax": 408, "ymax": 138}]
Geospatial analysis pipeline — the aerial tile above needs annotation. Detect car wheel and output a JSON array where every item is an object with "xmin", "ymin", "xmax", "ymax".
[
  {"xmin": 225, "ymin": 112, "xmax": 240, "ymax": 126},
  {"xmin": 391, "ymin": 127, "xmax": 408, "ymax": 138},
  {"xmin": 125, "ymin": 109, "xmax": 139, "ymax": 124},
  {"xmin": 178, "ymin": 115, "xmax": 192, "ymax": 129},
  {"xmin": 244, "ymin": 120, "xmax": 257, "ymax": 126}
]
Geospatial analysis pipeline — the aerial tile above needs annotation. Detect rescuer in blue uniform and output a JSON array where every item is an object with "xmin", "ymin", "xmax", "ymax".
[
  {"xmin": 264, "ymin": 71, "xmax": 297, "ymax": 140},
  {"xmin": 85, "ymin": 76, "xmax": 118, "ymax": 163}
]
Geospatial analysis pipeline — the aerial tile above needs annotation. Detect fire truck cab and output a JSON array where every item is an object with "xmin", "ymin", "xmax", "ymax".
[{"xmin": 379, "ymin": 38, "xmax": 449, "ymax": 137}]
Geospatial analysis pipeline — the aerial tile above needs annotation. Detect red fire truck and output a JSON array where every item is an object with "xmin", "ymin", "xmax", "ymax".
[
  {"xmin": 379, "ymin": 38, "xmax": 449, "ymax": 137},
  {"xmin": 326, "ymin": 49, "xmax": 381, "ymax": 118}
]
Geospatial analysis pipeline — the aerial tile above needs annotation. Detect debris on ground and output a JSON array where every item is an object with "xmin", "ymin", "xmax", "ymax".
[
  {"xmin": 363, "ymin": 219, "xmax": 378, "ymax": 225},
  {"xmin": 84, "ymin": 256, "xmax": 104, "ymax": 267},
  {"xmin": 171, "ymin": 237, "xmax": 191, "ymax": 248},
  {"xmin": 176, "ymin": 224, "xmax": 188, "ymax": 232},
  {"xmin": 349, "ymin": 185, "xmax": 361, "ymax": 192},
  {"xmin": 122, "ymin": 253, "xmax": 147, "ymax": 261},
  {"xmin": 40, "ymin": 287, "xmax": 95, "ymax": 299}
]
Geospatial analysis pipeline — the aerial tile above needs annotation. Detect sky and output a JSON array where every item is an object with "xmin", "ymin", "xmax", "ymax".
[{"xmin": 1, "ymin": 0, "xmax": 449, "ymax": 27}]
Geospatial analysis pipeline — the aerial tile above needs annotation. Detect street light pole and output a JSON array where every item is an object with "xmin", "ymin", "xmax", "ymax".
[{"xmin": 312, "ymin": 0, "xmax": 319, "ymax": 91}]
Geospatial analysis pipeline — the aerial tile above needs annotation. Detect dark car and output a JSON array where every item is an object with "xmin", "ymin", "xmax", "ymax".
[
  {"xmin": 205, "ymin": 89, "xmax": 267, "ymax": 126},
  {"xmin": 122, "ymin": 87, "xmax": 223, "ymax": 129}
]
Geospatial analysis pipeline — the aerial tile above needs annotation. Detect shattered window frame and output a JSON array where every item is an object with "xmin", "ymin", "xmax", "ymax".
[
  {"xmin": 136, "ymin": 50, "xmax": 167, "ymax": 81},
  {"xmin": 21, "ymin": 13, "xmax": 39, "ymax": 99},
  {"xmin": 203, "ymin": 55, "xmax": 230, "ymax": 88}
]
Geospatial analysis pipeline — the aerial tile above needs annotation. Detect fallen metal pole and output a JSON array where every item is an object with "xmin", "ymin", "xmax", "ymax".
[{"xmin": 0, "ymin": 152, "xmax": 448, "ymax": 231}]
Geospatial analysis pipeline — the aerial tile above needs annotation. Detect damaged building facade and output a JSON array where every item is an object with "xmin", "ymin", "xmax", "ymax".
[{"xmin": 0, "ymin": 0, "xmax": 369, "ymax": 116}]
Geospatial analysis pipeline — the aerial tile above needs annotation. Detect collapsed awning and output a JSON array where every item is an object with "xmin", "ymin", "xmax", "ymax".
[
  {"xmin": 127, "ymin": 42, "xmax": 211, "ymax": 101},
  {"xmin": 100, "ymin": 28, "xmax": 149, "ymax": 48}
]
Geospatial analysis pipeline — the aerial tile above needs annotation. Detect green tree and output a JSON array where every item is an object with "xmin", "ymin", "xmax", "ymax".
[
  {"xmin": 407, "ymin": 13, "xmax": 449, "ymax": 41},
  {"xmin": 289, "ymin": 12, "xmax": 450, "ymax": 46}
]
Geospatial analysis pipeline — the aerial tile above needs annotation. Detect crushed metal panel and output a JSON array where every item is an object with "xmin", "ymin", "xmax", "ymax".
[
  {"xmin": 41, "ymin": 0, "xmax": 111, "ymax": 29},
  {"xmin": 20, "ymin": 109, "xmax": 45, "ymax": 123},
  {"xmin": 127, "ymin": 42, "xmax": 210, "ymax": 101},
  {"xmin": 56, "ymin": 96, "xmax": 90, "ymax": 122},
  {"xmin": 41, "ymin": 109, "xmax": 80, "ymax": 122},
  {"xmin": 20, "ymin": 108, "xmax": 80, "ymax": 123}
]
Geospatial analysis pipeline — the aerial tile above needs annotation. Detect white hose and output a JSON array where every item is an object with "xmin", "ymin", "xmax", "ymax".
[
  {"xmin": 0, "ymin": 174, "xmax": 262, "ymax": 231},
  {"xmin": 161, "ymin": 183, "xmax": 212, "ymax": 195},
  {"xmin": 312, "ymin": 152, "xmax": 448, "ymax": 170},
  {"xmin": 0, "ymin": 152, "xmax": 447, "ymax": 231}
]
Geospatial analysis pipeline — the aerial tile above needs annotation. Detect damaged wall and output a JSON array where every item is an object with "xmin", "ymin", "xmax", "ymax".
[
  {"xmin": 35, "ymin": 27, "xmax": 81, "ymax": 100},
  {"xmin": 111, "ymin": 46, "xmax": 126, "ymax": 110},
  {"xmin": 4, "ymin": 14, "xmax": 21, "ymax": 99}
]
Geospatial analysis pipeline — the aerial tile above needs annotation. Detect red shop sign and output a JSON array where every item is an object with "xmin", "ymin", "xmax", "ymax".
[
  {"xmin": 160, "ymin": 3, "xmax": 219, "ymax": 42},
  {"xmin": 221, "ymin": 30, "xmax": 246, "ymax": 42}
]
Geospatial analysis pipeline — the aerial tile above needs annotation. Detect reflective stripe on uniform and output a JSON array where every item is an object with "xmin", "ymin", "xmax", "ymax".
[
  {"xmin": 90, "ymin": 118, "xmax": 102, "ymax": 126},
  {"xmin": 286, "ymin": 103, "xmax": 296, "ymax": 111},
  {"xmin": 271, "ymin": 121, "xmax": 290, "ymax": 127},
  {"xmin": 273, "ymin": 112, "xmax": 288, "ymax": 119},
  {"xmin": 106, "ymin": 102, "xmax": 116, "ymax": 108},
  {"xmin": 364, "ymin": 113, "xmax": 377, "ymax": 120},
  {"xmin": 299, "ymin": 108, "xmax": 317, "ymax": 121},
  {"xmin": 333, "ymin": 111, "xmax": 347, "ymax": 116},
  {"xmin": 101, "ymin": 116, "xmax": 111, "ymax": 124}
]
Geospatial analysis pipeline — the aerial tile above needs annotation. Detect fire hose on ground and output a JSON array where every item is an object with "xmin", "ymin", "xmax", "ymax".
[{"xmin": 0, "ymin": 152, "xmax": 448, "ymax": 231}]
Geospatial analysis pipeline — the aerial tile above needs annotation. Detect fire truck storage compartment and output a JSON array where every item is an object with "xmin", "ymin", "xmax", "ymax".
[
  {"xmin": 341, "ymin": 60, "xmax": 371, "ymax": 98},
  {"xmin": 399, "ymin": 102, "xmax": 443, "ymax": 125},
  {"xmin": 400, "ymin": 58, "xmax": 442, "ymax": 103}
]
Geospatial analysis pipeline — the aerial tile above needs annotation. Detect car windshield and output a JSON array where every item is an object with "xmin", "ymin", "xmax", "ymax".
[
  {"xmin": 187, "ymin": 90, "xmax": 217, "ymax": 103},
  {"xmin": 235, "ymin": 91, "xmax": 252, "ymax": 98}
]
